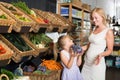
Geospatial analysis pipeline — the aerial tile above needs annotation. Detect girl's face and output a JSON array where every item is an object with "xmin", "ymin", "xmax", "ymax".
[
  {"xmin": 92, "ymin": 12, "xmax": 103, "ymax": 26},
  {"xmin": 64, "ymin": 37, "xmax": 74, "ymax": 48}
]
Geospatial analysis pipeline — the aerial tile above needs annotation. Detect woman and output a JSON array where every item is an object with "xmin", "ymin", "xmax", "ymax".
[{"xmin": 81, "ymin": 8, "xmax": 114, "ymax": 80}]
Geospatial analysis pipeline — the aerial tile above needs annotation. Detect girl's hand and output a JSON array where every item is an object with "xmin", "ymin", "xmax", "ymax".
[
  {"xmin": 70, "ymin": 48, "xmax": 78, "ymax": 57},
  {"xmin": 78, "ymin": 49, "xmax": 84, "ymax": 56},
  {"xmin": 94, "ymin": 54, "xmax": 102, "ymax": 65}
]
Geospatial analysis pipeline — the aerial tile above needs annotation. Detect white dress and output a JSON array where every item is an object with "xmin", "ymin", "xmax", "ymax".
[
  {"xmin": 81, "ymin": 28, "xmax": 110, "ymax": 80},
  {"xmin": 61, "ymin": 50, "xmax": 83, "ymax": 80}
]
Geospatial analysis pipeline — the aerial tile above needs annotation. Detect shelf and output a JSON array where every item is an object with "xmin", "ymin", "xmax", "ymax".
[
  {"xmin": 61, "ymin": 14, "xmax": 82, "ymax": 20},
  {"xmin": 58, "ymin": 3, "xmax": 82, "ymax": 10},
  {"xmin": 83, "ymin": 8, "xmax": 91, "ymax": 13},
  {"xmin": 83, "ymin": 19, "xmax": 90, "ymax": 22}
]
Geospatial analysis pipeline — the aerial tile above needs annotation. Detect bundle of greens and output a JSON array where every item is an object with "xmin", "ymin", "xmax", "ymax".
[
  {"xmin": 12, "ymin": 1, "xmax": 31, "ymax": 14},
  {"xmin": 29, "ymin": 33, "xmax": 52, "ymax": 48}
]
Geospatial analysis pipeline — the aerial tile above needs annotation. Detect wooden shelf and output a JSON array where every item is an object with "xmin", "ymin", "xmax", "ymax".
[{"xmin": 58, "ymin": 3, "xmax": 82, "ymax": 10}]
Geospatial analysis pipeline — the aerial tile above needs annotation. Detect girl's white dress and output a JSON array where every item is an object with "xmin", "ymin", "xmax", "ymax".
[
  {"xmin": 61, "ymin": 50, "xmax": 83, "ymax": 80},
  {"xmin": 81, "ymin": 28, "xmax": 110, "ymax": 80}
]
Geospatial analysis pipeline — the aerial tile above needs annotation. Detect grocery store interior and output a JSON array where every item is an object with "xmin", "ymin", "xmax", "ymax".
[{"xmin": 0, "ymin": 0, "xmax": 120, "ymax": 80}]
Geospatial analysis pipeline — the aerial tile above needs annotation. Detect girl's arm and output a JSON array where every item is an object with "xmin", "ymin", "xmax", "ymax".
[{"xmin": 60, "ymin": 50, "xmax": 75, "ymax": 69}]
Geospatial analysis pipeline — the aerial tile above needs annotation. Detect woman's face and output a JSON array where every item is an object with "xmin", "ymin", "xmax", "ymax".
[{"xmin": 92, "ymin": 12, "xmax": 103, "ymax": 26}]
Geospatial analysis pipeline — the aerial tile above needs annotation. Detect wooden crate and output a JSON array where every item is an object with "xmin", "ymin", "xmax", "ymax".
[
  {"xmin": 0, "ymin": 40, "xmax": 13, "ymax": 60},
  {"xmin": 0, "ymin": 2, "xmax": 36, "ymax": 32},
  {"xmin": 32, "ymin": 9, "xmax": 61, "ymax": 32},
  {"xmin": 21, "ymin": 34, "xmax": 49, "ymax": 57},
  {"xmin": 23, "ymin": 70, "xmax": 61, "ymax": 80},
  {"xmin": 16, "ymin": 7, "xmax": 52, "ymax": 33},
  {"xmin": 0, "ymin": 8, "xmax": 16, "ymax": 33},
  {"xmin": 0, "ymin": 34, "xmax": 39, "ymax": 63}
]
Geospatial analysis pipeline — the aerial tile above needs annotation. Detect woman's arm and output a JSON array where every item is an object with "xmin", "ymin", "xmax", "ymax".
[
  {"xmin": 101, "ymin": 29, "xmax": 114, "ymax": 56},
  {"xmin": 94, "ymin": 29, "xmax": 114, "ymax": 65},
  {"xmin": 77, "ymin": 55, "xmax": 82, "ymax": 66}
]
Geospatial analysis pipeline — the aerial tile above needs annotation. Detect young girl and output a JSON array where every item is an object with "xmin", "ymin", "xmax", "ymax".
[{"xmin": 58, "ymin": 35, "xmax": 83, "ymax": 80}]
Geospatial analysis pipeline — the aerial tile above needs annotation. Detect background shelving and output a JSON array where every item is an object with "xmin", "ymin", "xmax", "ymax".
[{"xmin": 57, "ymin": 2, "xmax": 91, "ymax": 45}]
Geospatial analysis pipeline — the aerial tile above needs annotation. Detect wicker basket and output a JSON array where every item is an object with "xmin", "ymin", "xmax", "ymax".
[
  {"xmin": 0, "ymin": 8, "xmax": 16, "ymax": 33},
  {"xmin": 0, "ymin": 40, "xmax": 13, "ymax": 60},
  {"xmin": 32, "ymin": 8, "xmax": 75, "ymax": 32},
  {"xmin": 32, "ymin": 9, "xmax": 61, "ymax": 32},
  {"xmin": 21, "ymin": 34, "xmax": 49, "ymax": 57},
  {"xmin": 23, "ymin": 70, "xmax": 60, "ymax": 80},
  {"xmin": 53, "ymin": 14, "xmax": 75, "ymax": 32},
  {"xmin": 0, "ymin": 2, "xmax": 36, "ymax": 32},
  {"xmin": 82, "ymin": 3, "xmax": 91, "ymax": 11},
  {"xmin": 15, "ymin": 7, "xmax": 51, "ymax": 33},
  {"xmin": 0, "ymin": 34, "xmax": 39, "ymax": 63}
]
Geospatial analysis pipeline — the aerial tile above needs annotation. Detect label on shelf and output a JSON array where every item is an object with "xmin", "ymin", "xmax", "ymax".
[
  {"xmin": 61, "ymin": 7, "xmax": 82, "ymax": 19},
  {"xmin": 61, "ymin": 7, "xmax": 69, "ymax": 14}
]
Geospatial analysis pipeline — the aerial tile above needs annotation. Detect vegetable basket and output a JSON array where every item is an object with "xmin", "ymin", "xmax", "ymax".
[
  {"xmin": 0, "ymin": 8, "xmax": 16, "ymax": 33},
  {"xmin": 0, "ymin": 39, "xmax": 13, "ymax": 60},
  {"xmin": 0, "ymin": 34, "xmax": 39, "ymax": 63},
  {"xmin": 12, "ymin": 2, "xmax": 52, "ymax": 33},
  {"xmin": 32, "ymin": 8, "xmax": 61, "ymax": 32},
  {"xmin": 0, "ymin": 2, "xmax": 36, "ymax": 32},
  {"xmin": 23, "ymin": 70, "xmax": 60, "ymax": 80},
  {"xmin": 54, "ymin": 13, "xmax": 76, "ymax": 32},
  {"xmin": 32, "ymin": 8, "xmax": 75, "ymax": 33},
  {"xmin": 21, "ymin": 34, "xmax": 49, "ymax": 57}
]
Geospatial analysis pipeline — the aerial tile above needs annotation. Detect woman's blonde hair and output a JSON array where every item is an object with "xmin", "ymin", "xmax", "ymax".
[{"xmin": 90, "ymin": 8, "xmax": 107, "ymax": 26}]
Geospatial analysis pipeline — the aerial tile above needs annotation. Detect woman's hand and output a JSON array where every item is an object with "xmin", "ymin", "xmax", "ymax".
[{"xmin": 94, "ymin": 54, "xmax": 102, "ymax": 65}]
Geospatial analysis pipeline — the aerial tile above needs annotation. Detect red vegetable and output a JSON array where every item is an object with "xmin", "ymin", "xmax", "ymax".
[{"xmin": 0, "ymin": 45, "xmax": 6, "ymax": 54}]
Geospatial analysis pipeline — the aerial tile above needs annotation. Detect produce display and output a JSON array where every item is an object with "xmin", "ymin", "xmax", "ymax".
[
  {"xmin": 0, "ymin": 8, "xmax": 13, "ymax": 21},
  {"xmin": 11, "ymin": 1, "xmax": 31, "ymax": 15},
  {"xmin": 2, "ymin": 4, "xmax": 31, "ymax": 22},
  {"xmin": 0, "ymin": 40, "xmax": 13, "ymax": 60},
  {"xmin": 2, "ymin": 33, "xmax": 32, "ymax": 51},
  {"xmin": 0, "ymin": 44, "xmax": 6, "ymax": 54},
  {"xmin": 33, "ymin": 9, "xmax": 67, "ymax": 26},
  {"xmin": 23, "ymin": 60, "xmax": 62, "ymax": 80},
  {"xmin": 12, "ymin": 1, "xmax": 47, "ymax": 24},
  {"xmin": 0, "ymin": 2, "xmax": 36, "ymax": 32},
  {"xmin": 29, "ymin": 33, "xmax": 52, "ymax": 48},
  {"xmin": 0, "ymin": 8, "xmax": 16, "ymax": 33},
  {"xmin": 41, "ymin": 60, "xmax": 63, "ymax": 70},
  {"xmin": 0, "ymin": 2, "xmax": 32, "ymax": 22},
  {"xmin": 28, "ymin": 65, "xmax": 52, "ymax": 75},
  {"xmin": 0, "ymin": 14, "xmax": 7, "ymax": 19}
]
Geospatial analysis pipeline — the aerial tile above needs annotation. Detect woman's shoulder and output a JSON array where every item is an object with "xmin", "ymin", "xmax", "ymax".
[{"xmin": 106, "ymin": 27, "xmax": 113, "ymax": 33}]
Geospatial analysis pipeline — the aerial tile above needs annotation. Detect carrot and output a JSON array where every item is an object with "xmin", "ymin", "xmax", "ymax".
[{"xmin": 41, "ymin": 60, "xmax": 63, "ymax": 70}]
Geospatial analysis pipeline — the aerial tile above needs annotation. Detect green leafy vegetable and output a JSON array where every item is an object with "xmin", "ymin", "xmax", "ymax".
[{"xmin": 12, "ymin": 1, "xmax": 31, "ymax": 14}]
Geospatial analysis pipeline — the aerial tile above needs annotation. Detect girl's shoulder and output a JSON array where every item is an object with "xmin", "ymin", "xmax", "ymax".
[
  {"xmin": 60, "ymin": 50, "xmax": 69, "ymax": 57},
  {"xmin": 60, "ymin": 50, "xmax": 68, "ymax": 54}
]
